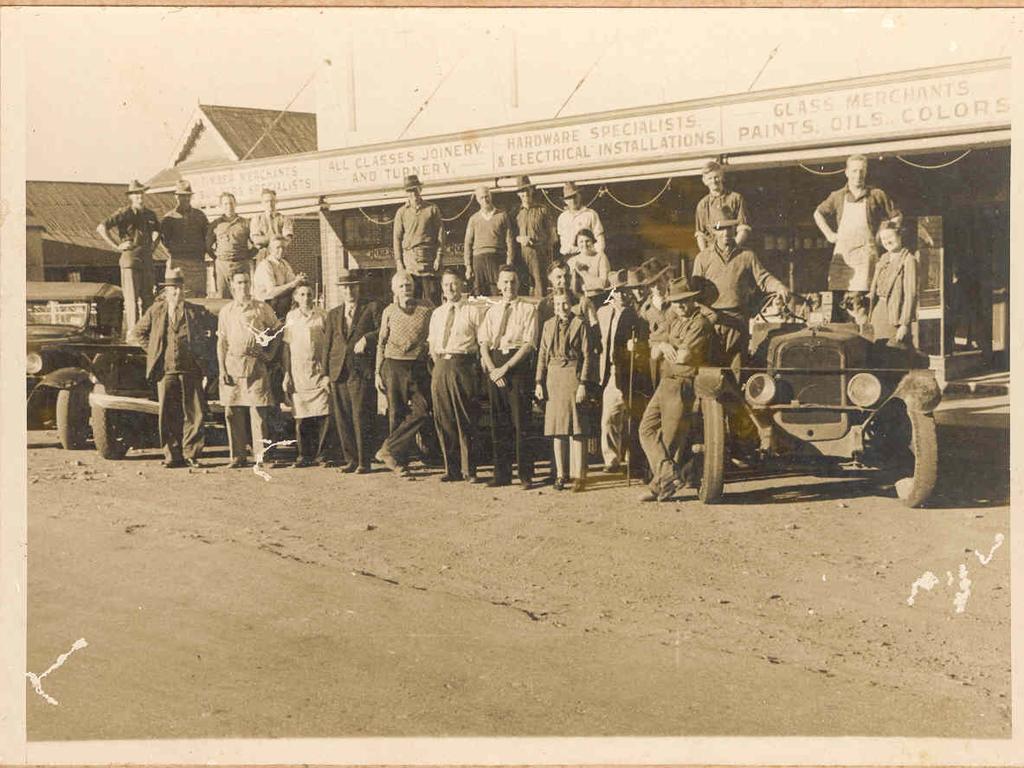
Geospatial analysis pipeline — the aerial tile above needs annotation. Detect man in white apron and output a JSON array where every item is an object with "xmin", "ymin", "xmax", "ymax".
[{"xmin": 813, "ymin": 154, "xmax": 901, "ymax": 322}]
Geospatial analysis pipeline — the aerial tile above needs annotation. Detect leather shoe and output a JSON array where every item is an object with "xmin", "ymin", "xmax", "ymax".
[
  {"xmin": 520, "ymin": 478, "xmax": 533, "ymax": 490},
  {"xmin": 639, "ymin": 490, "xmax": 660, "ymax": 503},
  {"xmin": 341, "ymin": 462, "xmax": 359, "ymax": 473},
  {"xmin": 488, "ymin": 478, "xmax": 511, "ymax": 488},
  {"xmin": 553, "ymin": 477, "xmax": 566, "ymax": 491},
  {"xmin": 293, "ymin": 458, "xmax": 314, "ymax": 468},
  {"xmin": 571, "ymin": 479, "xmax": 586, "ymax": 493},
  {"xmin": 657, "ymin": 478, "xmax": 681, "ymax": 502},
  {"xmin": 439, "ymin": 473, "xmax": 464, "ymax": 483},
  {"xmin": 163, "ymin": 458, "xmax": 186, "ymax": 469},
  {"xmin": 356, "ymin": 466, "xmax": 371, "ymax": 474},
  {"xmin": 184, "ymin": 458, "xmax": 202, "ymax": 469}
]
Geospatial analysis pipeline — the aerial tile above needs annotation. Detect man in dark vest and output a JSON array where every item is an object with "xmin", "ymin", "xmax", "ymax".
[
  {"xmin": 131, "ymin": 267, "xmax": 214, "ymax": 468},
  {"xmin": 325, "ymin": 269, "xmax": 382, "ymax": 473}
]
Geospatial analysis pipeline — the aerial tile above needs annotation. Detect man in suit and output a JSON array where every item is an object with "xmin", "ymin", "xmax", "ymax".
[
  {"xmin": 131, "ymin": 267, "xmax": 214, "ymax": 468},
  {"xmin": 325, "ymin": 269, "xmax": 381, "ymax": 473},
  {"xmin": 596, "ymin": 268, "xmax": 650, "ymax": 476}
]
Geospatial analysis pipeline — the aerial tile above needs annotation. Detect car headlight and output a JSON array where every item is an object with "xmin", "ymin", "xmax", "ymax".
[
  {"xmin": 26, "ymin": 352, "xmax": 43, "ymax": 375},
  {"xmin": 744, "ymin": 372, "xmax": 777, "ymax": 406},
  {"xmin": 847, "ymin": 372, "xmax": 882, "ymax": 408}
]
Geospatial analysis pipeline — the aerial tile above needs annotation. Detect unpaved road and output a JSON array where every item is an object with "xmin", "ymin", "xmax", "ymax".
[{"xmin": 25, "ymin": 409, "xmax": 1010, "ymax": 740}]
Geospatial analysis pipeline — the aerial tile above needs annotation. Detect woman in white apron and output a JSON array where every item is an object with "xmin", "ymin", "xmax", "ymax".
[{"xmin": 282, "ymin": 282, "xmax": 331, "ymax": 467}]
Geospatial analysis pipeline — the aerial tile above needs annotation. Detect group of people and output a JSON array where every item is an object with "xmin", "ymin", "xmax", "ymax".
[
  {"xmin": 98, "ymin": 180, "xmax": 297, "ymax": 328},
  {"xmin": 123, "ymin": 151, "xmax": 918, "ymax": 502}
]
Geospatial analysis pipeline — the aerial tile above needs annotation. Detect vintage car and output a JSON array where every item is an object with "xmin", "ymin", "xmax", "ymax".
[
  {"xmin": 87, "ymin": 297, "xmax": 229, "ymax": 459},
  {"xmin": 26, "ymin": 281, "xmax": 126, "ymax": 449},
  {"xmin": 691, "ymin": 296, "xmax": 941, "ymax": 508}
]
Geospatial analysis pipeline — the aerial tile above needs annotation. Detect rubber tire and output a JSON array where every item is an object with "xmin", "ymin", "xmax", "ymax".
[
  {"xmin": 698, "ymin": 397, "xmax": 726, "ymax": 504},
  {"xmin": 894, "ymin": 408, "xmax": 938, "ymax": 508},
  {"xmin": 91, "ymin": 405, "xmax": 127, "ymax": 460},
  {"xmin": 56, "ymin": 385, "xmax": 90, "ymax": 450}
]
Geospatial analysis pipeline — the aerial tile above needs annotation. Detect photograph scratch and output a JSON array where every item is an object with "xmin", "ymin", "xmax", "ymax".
[
  {"xmin": 906, "ymin": 571, "xmax": 939, "ymax": 606},
  {"xmin": 26, "ymin": 637, "xmax": 88, "ymax": 706},
  {"xmin": 973, "ymin": 532, "xmax": 1004, "ymax": 566}
]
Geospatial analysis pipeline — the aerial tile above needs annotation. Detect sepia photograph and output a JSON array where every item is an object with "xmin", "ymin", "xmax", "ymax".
[{"xmin": 0, "ymin": 4, "xmax": 1020, "ymax": 764}]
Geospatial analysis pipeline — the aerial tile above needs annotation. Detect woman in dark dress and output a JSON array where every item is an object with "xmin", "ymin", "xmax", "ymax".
[{"xmin": 535, "ymin": 290, "xmax": 596, "ymax": 491}]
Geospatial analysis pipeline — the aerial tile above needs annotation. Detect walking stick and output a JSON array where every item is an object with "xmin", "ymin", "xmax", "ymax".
[{"xmin": 626, "ymin": 329, "xmax": 636, "ymax": 487}]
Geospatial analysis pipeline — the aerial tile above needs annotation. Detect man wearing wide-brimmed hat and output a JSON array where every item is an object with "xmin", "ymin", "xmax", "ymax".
[
  {"xmin": 131, "ymin": 267, "xmax": 214, "ymax": 469},
  {"xmin": 694, "ymin": 160, "xmax": 752, "ymax": 253},
  {"xmin": 97, "ymin": 179, "xmax": 162, "ymax": 330},
  {"xmin": 325, "ymin": 268, "xmax": 382, "ymax": 474},
  {"xmin": 393, "ymin": 174, "xmax": 445, "ymax": 307},
  {"xmin": 513, "ymin": 175, "xmax": 557, "ymax": 297},
  {"xmin": 596, "ymin": 269, "xmax": 650, "ymax": 476},
  {"xmin": 159, "ymin": 179, "xmax": 210, "ymax": 297},
  {"xmin": 638, "ymin": 274, "xmax": 714, "ymax": 502},
  {"xmin": 637, "ymin": 257, "xmax": 676, "ymax": 388},
  {"xmin": 556, "ymin": 181, "xmax": 605, "ymax": 260}
]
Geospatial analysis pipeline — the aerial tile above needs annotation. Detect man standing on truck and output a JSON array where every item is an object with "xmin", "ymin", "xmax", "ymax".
[
  {"xmin": 97, "ymin": 179, "xmax": 161, "ymax": 330},
  {"xmin": 131, "ymin": 267, "xmax": 214, "ymax": 469}
]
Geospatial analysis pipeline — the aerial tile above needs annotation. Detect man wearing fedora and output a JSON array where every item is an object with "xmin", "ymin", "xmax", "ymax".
[
  {"xmin": 638, "ymin": 274, "xmax": 715, "ymax": 502},
  {"xmin": 637, "ymin": 257, "xmax": 675, "ymax": 388},
  {"xmin": 596, "ymin": 268, "xmax": 650, "ymax": 475},
  {"xmin": 464, "ymin": 184, "xmax": 514, "ymax": 297},
  {"xmin": 513, "ymin": 176, "xmax": 557, "ymax": 298},
  {"xmin": 694, "ymin": 160, "xmax": 752, "ymax": 253},
  {"xmin": 325, "ymin": 269, "xmax": 382, "ymax": 474},
  {"xmin": 131, "ymin": 268, "xmax": 214, "ymax": 468},
  {"xmin": 556, "ymin": 181, "xmax": 605, "ymax": 261},
  {"xmin": 692, "ymin": 218, "xmax": 790, "ymax": 372},
  {"xmin": 97, "ymin": 179, "xmax": 162, "ymax": 330},
  {"xmin": 159, "ymin": 179, "xmax": 210, "ymax": 297},
  {"xmin": 393, "ymin": 174, "xmax": 445, "ymax": 307}
]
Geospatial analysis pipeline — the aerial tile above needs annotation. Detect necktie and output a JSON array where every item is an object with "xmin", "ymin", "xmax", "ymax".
[
  {"xmin": 345, "ymin": 304, "xmax": 355, "ymax": 334},
  {"xmin": 441, "ymin": 303, "xmax": 456, "ymax": 351},
  {"xmin": 495, "ymin": 302, "xmax": 513, "ymax": 348},
  {"xmin": 605, "ymin": 309, "xmax": 617, "ymax": 378}
]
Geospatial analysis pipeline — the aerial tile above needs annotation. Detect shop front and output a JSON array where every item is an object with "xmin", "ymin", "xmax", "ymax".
[{"xmin": 185, "ymin": 57, "xmax": 1010, "ymax": 381}]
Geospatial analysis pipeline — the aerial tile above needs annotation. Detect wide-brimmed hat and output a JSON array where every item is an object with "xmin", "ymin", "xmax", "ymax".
[
  {"xmin": 666, "ymin": 275, "xmax": 700, "ymax": 302},
  {"xmin": 174, "ymin": 180, "xmax": 194, "ymax": 195},
  {"xmin": 639, "ymin": 257, "xmax": 673, "ymax": 285},
  {"xmin": 607, "ymin": 269, "xmax": 629, "ymax": 292},
  {"xmin": 403, "ymin": 174, "xmax": 423, "ymax": 192},
  {"xmin": 126, "ymin": 179, "xmax": 148, "ymax": 195},
  {"xmin": 625, "ymin": 268, "xmax": 646, "ymax": 289},
  {"xmin": 336, "ymin": 268, "xmax": 362, "ymax": 286},
  {"xmin": 159, "ymin": 267, "xmax": 186, "ymax": 289},
  {"xmin": 562, "ymin": 181, "xmax": 581, "ymax": 200},
  {"xmin": 514, "ymin": 175, "xmax": 534, "ymax": 192}
]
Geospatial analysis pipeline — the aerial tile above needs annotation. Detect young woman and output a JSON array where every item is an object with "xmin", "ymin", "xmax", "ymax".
[
  {"xmin": 535, "ymin": 290, "xmax": 596, "ymax": 492},
  {"xmin": 868, "ymin": 221, "xmax": 918, "ymax": 348},
  {"xmin": 567, "ymin": 228, "xmax": 610, "ymax": 296},
  {"xmin": 282, "ymin": 282, "xmax": 331, "ymax": 467}
]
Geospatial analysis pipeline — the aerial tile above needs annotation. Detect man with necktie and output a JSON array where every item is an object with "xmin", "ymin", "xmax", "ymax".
[
  {"xmin": 325, "ymin": 269, "xmax": 381, "ymax": 473},
  {"xmin": 477, "ymin": 266, "xmax": 539, "ymax": 488}
]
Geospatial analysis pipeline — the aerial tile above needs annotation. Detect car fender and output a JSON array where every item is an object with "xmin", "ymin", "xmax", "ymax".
[
  {"xmin": 37, "ymin": 367, "xmax": 93, "ymax": 391},
  {"xmin": 891, "ymin": 369, "xmax": 942, "ymax": 414}
]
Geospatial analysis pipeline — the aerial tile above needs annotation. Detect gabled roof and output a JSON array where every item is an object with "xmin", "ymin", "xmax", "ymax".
[
  {"xmin": 26, "ymin": 180, "xmax": 176, "ymax": 254},
  {"xmin": 149, "ymin": 104, "xmax": 318, "ymax": 190}
]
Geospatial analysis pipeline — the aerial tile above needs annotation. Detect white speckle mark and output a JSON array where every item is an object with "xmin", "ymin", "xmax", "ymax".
[
  {"xmin": 953, "ymin": 564, "xmax": 972, "ymax": 614},
  {"xmin": 821, "ymin": 574, "xmax": 827, "ymax": 582},
  {"xmin": 907, "ymin": 570, "xmax": 939, "ymax": 606},
  {"xmin": 974, "ymin": 533, "xmax": 1004, "ymax": 566},
  {"xmin": 26, "ymin": 638, "xmax": 88, "ymax": 706},
  {"xmin": 949, "ymin": 40, "xmax": 959, "ymax": 53},
  {"xmin": 881, "ymin": 15, "xmax": 896, "ymax": 29}
]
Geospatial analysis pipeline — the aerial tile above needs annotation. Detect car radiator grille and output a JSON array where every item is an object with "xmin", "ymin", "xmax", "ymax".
[{"xmin": 777, "ymin": 343, "xmax": 843, "ymax": 425}]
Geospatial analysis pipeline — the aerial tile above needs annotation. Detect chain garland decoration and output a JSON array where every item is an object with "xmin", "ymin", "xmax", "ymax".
[
  {"xmin": 601, "ymin": 178, "xmax": 673, "ymax": 209},
  {"xmin": 896, "ymin": 150, "xmax": 972, "ymax": 170}
]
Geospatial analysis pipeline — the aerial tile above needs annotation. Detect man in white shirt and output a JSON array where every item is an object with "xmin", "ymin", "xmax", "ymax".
[
  {"xmin": 478, "ymin": 266, "xmax": 539, "ymax": 488},
  {"xmin": 253, "ymin": 236, "xmax": 306, "ymax": 318},
  {"xmin": 249, "ymin": 188, "xmax": 294, "ymax": 263},
  {"xmin": 428, "ymin": 269, "xmax": 486, "ymax": 484},
  {"xmin": 557, "ymin": 181, "xmax": 605, "ymax": 259}
]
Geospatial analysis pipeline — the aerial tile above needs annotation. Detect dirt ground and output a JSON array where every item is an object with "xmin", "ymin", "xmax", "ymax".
[{"xmin": 25, "ymin": 404, "xmax": 1010, "ymax": 740}]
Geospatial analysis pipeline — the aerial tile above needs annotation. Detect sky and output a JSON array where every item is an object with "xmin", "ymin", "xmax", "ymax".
[{"xmin": 8, "ymin": 6, "xmax": 1021, "ymax": 184}]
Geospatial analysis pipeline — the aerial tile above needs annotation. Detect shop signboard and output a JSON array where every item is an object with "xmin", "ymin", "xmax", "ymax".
[{"xmin": 188, "ymin": 61, "xmax": 1009, "ymax": 209}]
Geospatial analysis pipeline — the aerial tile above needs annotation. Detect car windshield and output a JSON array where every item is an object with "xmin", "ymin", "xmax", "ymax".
[{"xmin": 26, "ymin": 300, "xmax": 91, "ymax": 328}]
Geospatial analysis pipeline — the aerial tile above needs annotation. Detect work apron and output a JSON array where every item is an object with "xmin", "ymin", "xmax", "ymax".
[{"xmin": 829, "ymin": 198, "xmax": 877, "ymax": 293}]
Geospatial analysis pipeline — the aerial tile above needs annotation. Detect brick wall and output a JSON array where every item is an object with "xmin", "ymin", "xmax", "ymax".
[{"xmin": 285, "ymin": 215, "xmax": 323, "ymax": 298}]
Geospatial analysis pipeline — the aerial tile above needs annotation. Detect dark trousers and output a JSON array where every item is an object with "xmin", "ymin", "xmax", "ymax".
[
  {"xmin": 486, "ymin": 349, "xmax": 534, "ymax": 483},
  {"xmin": 472, "ymin": 251, "xmax": 504, "ymax": 297},
  {"xmin": 640, "ymin": 375, "xmax": 695, "ymax": 492},
  {"xmin": 412, "ymin": 273, "xmax": 441, "ymax": 307},
  {"xmin": 382, "ymin": 358, "xmax": 436, "ymax": 465},
  {"xmin": 431, "ymin": 355, "xmax": 480, "ymax": 479},
  {"xmin": 294, "ymin": 415, "xmax": 330, "ymax": 462},
  {"xmin": 331, "ymin": 369, "xmax": 376, "ymax": 469},
  {"xmin": 157, "ymin": 372, "xmax": 205, "ymax": 462},
  {"xmin": 521, "ymin": 246, "xmax": 551, "ymax": 298}
]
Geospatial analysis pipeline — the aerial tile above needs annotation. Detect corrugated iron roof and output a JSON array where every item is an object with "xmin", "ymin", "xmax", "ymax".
[
  {"xmin": 26, "ymin": 181, "xmax": 176, "ymax": 254},
  {"xmin": 199, "ymin": 104, "xmax": 317, "ymax": 161}
]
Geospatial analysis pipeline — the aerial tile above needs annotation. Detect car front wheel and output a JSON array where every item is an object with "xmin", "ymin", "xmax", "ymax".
[
  {"xmin": 894, "ymin": 408, "xmax": 938, "ymax": 508},
  {"xmin": 91, "ymin": 404, "xmax": 127, "ymax": 460},
  {"xmin": 698, "ymin": 396, "xmax": 726, "ymax": 504},
  {"xmin": 56, "ymin": 385, "xmax": 91, "ymax": 450}
]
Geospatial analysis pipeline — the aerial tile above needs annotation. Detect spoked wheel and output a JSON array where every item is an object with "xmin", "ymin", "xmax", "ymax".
[{"xmin": 698, "ymin": 396, "xmax": 726, "ymax": 504}]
